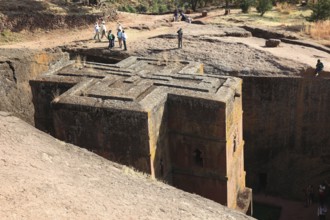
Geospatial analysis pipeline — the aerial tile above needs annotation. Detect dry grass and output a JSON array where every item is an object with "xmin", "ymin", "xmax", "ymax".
[
  {"xmin": 122, "ymin": 166, "xmax": 151, "ymax": 179},
  {"xmin": 276, "ymin": 2, "xmax": 297, "ymax": 14},
  {"xmin": 0, "ymin": 29, "xmax": 23, "ymax": 44},
  {"xmin": 74, "ymin": 55, "xmax": 86, "ymax": 68},
  {"xmin": 304, "ymin": 20, "xmax": 330, "ymax": 40}
]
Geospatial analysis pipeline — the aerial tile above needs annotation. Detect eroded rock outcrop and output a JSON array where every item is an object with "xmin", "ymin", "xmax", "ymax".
[
  {"xmin": 0, "ymin": 112, "xmax": 255, "ymax": 220},
  {"xmin": 0, "ymin": 48, "xmax": 70, "ymax": 124}
]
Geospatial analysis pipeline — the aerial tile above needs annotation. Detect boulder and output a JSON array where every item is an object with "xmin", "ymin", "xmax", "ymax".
[{"xmin": 265, "ymin": 39, "xmax": 281, "ymax": 47}]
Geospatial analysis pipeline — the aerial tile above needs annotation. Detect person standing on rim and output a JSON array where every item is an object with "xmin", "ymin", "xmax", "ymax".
[
  {"xmin": 315, "ymin": 59, "xmax": 324, "ymax": 77},
  {"xmin": 122, "ymin": 30, "xmax": 127, "ymax": 51},
  {"xmin": 117, "ymin": 28, "xmax": 123, "ymax": 48},
  {"xmin": 93, "ymin": 22, "xmax": 100, "ymax": 42},
  {"xmin": 100, "ymin": 21, "xmax": 107, "ymax": 40},
  {"xmin": 177, "ymin": 28, "xmax": 183, "ymax": 49},
  {"xmin": 107, "ymin": 30, "xmax": 115, "ymax": 50}
]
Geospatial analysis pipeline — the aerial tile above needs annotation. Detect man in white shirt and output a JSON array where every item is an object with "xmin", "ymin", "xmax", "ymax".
[
  {"xmin": 317, "ymin": 204, "xmax": 327, "ymax": 220},
  {"xmin": 93, "ymin": 22, "xmax": 100, "ymax": 42}
]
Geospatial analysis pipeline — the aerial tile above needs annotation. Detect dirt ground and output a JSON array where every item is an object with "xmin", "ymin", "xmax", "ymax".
[
  {"xmin": 1, "ymin": 10, "xmax": 329, "ymax": 74},
  {"xmin": 0, "ymin": 111, "xmax": 254, "ymax": 220}
]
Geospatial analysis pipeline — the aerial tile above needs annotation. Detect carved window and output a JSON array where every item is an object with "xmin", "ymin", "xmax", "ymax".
[
  {"xmin": 193, "ymin": 149, "xmax": 204, "ymax": 167},
  {"xmin": 233, "ymin": 135, "xmax": 237, "ymax": 153}
]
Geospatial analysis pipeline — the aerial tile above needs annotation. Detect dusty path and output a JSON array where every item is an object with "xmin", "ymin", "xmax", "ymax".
[
  {"xmin": 220, "ymin": 36, "xmax": 330, "ymax": 72},
  {"xmin": 1, "ymin": 11, "xmax": 329, "ymax": 72}
]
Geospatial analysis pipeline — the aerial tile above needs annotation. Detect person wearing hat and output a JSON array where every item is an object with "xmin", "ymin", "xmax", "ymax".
[
  {"xmin": 117, "ymin": 28, "xmax": 123, "ymax": 48},
  {"xmin": 100, "ymin": 21, "xmax": 107, "ymax": 40},
  {"xmin": 177, "ymin": 28, "xmax": 183, "ymax": 49}
]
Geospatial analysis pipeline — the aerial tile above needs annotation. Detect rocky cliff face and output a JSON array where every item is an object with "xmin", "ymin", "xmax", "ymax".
[
  {"xmin": 242, "ymin": 76, "xmax": 330, "ymax": 199},
  {"xmin": 0, "ymin": 48, "xmax": 70, "ymax": 124}
]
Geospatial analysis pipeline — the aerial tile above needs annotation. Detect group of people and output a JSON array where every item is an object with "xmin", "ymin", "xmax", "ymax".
[
  {"xmin": 304, "ymin": 181, "xmax": 329, "ymax": 219},
  {"xmin": 94, "ymin": 18, "xmax": 183, "ymax": 51},
  {"xmin": 93, "ymin": 19, "xmax": 107, "ymax": 42},
  {"xmin": 173, "ymin": 9, "xmax": 192, "ymax": 23},
  {"xmin": 93, "ymin": 19, "xmax": 127, "ymax": 51}
]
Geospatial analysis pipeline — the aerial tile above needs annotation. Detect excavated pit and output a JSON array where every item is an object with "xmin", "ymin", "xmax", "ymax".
[
  {"xmin": 1, "ymin": 47, "xmax": 329, "ymax": 204},
  {"xmin": 241, "ymin": 75, "xmax": 330, "ymax": 199},
  {"xmin": 29, "ymin": 55, "xmax": 252, "ymax": 212}
]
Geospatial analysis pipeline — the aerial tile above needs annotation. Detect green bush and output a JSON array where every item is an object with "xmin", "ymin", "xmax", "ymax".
[
  {"xmin": 118, "ymin": 5, "xmax": 136, "ymax": 13},
  {"xmin": 136, "ymin": 4, "xmax": 148, "ymax": 13},
  {"xmin": 158, "ymin": 4, "xmax": 168, "ymax": 13},
  {"xmin": 127, "ymin": 5, "xmax": 136, "ymax": 13},
  {"xmin": 118, "ymin": 6, "xmax": 127, "ymax": 12},
  {"xmin": 1, "ymin": 29, "xmax": 11, "ymax": 37},
  {"xmin": 151, "ymin": 2, "xmax": 159, "ymax": 13},
  {"xmin": 166, "ymin": 3, "xmax": 175, "ymax": 11},
  {"xmin": 240, "ymin": 0, "xmax": 255, "ymax": 13},
  {"xmin": 256, "ymin": 0, "xmax": 272, "ymax": 16},
  {"xmin": 308, "ymin": 0, "xmax": 330, "ymax": 21}
]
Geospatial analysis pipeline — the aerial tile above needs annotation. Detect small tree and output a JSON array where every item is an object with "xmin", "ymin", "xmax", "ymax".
[
  {"xmin": 158, "ymin": 4, "xmax": 168, "ymax": 13},
  {"xmin": 136, "ymin": 4, "xmax": 148, "ymax": 13},
  {"xmin": 257, "ymin": 0, "xmax": 272, "ymax": 16},
  {"xmin": 308, "ymin": 0, "xmax": 330, "ymax": 21},
  {"xmin": 240, "ymin": 0, "xmax": 255, "ymax": 13}
]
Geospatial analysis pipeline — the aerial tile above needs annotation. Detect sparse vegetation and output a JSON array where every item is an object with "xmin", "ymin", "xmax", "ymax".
[
  {"xmin": 308, "ymin": 0, "xmax": 330, "ymax": 21},
  {"xmin": 240, "ymin": 0, "xmax": 255, "ymax": 13},
  {"xmin": 74, "ymin": 55, "xmax": 84, "ymax": 68},
  {"xmin": 0, "ymin": 29, "xmax": 22, "ymax": 44},
  {"xmin": 276, "ymin": 2, "xmax": 296, "ymax": 14},
  {"xmin": 256, "ymin": 0, "xmax": 273, "ymax": 16},
  {"xmin": 119, "ymin": 5, "xmax": 136, "ymax": 13},
  {"xmin": 304, "ymin": 20, "xmax": 330, "ymax": 40}
]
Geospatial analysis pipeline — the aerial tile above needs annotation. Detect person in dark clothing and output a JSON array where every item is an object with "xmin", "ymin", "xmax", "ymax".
[
  {"xmin": 177, "ymin": 28, "xmax": 183, "ymax": 49},
  {"xmin": 180, "ymin": 12, "xmax": 186, "ymax": 21},
  {"xmin": 304, "ymin": 184, "xmax": 314, "ymax": 207},
  {"xmin": 315, "ymin": 59, "xmax": 324, "ymax": 76},
  {"xmin": 174, "ymin": 9, "xmax": 178, "ymax": 22},
  {"xmin": 107, "ymin": 30, "xmax": 115, "ymax": 49}
]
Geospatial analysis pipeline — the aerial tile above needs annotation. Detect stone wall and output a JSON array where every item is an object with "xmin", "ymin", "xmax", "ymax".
[
  {"xmin": 30, "ymin": 81, "xmax": 76, "ymax": 134},
  {"xmin": 53, "ymin": 106, "xmax": 151, "ymax": 172},
  {"xmin": 225, "ymin": 78, "xmax": 247, "ymax": 209},
  {"xmin": 0, "ymin": 48, "xmax": 70, "ymax": 124},
  {"xmin": 167, "ymin": 94, "xmax": 228, "ymax": 205},
  {"xmin": 242, "ymin": 76, "xmax": 330, "ymax": 199}
]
